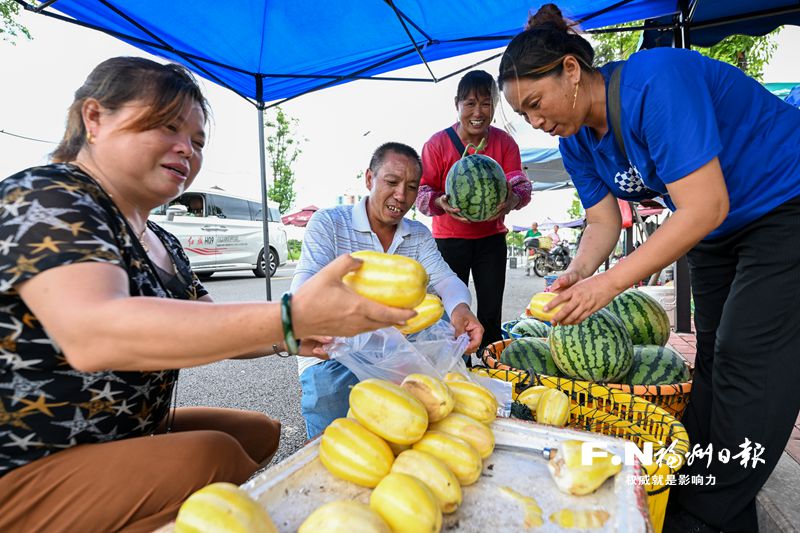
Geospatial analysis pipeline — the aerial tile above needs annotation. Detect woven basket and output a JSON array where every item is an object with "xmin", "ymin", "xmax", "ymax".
[
  {"xmin": 471, "ymin": 366, "xmax": 690, "ymax": 533},
  {"xmin": 482, "ymin": 338, "xmax": 693, "ymax": 419}
]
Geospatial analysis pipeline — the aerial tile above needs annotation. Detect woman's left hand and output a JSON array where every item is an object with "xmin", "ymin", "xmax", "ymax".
[{"xmin": 546, "ymin": 272, "xmax": 620, "ymax": 326}]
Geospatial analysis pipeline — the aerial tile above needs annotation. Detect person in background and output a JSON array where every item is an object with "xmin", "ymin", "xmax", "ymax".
[
  {"xmin": 548, "ymin": 224, "xmax": 561, "ymax": 244},
  {"xmin": 187, "ymin": 195, "xmax": 204, "ymax": 216},
  {"xmin": 499, "ymin": 4, "xmax": 800, "ymax": 532},
  {"xmin": 0, "ymin": 57, "xmax": 414, "ymax": 532},
  {"xmin": 525, "ymin": 221, "xmax": 542, "ymax": 239},
  {"xmin": 417, "ymin": 70, "xmax": 532, "ymax": 348},
  {"xmin": 291, "ymin": 142, "xmax": 484, "ymax": 439}
]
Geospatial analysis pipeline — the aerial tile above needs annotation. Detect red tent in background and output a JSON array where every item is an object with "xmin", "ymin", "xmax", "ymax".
[{"xmin": 281, "ymin": 205, "xmax": 318, "ymax": 227}]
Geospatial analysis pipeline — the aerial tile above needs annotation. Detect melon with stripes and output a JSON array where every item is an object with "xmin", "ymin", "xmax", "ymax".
[
  {"xmin": 510, "ymin": 318, "xmax": 551, "ymax": 339},
  {"xmin": 624, "ymin": 345, "xmax": 690, "ymax": 386},
  {"xmin": 548, "ymin": 309, "xmax": 633, "ymax": 383},
  {"xmin": 500, "ymin": 337, "xmax": 560, "ymax": 376},
  {"xmin": 445, "ymin": 154, "xmax": 507, "ymax": 222},
  {"xmin": 605, "ymin": 289, "xmax": 670, "ymax": 346},
  {"xmin": 501, "ymin": 319, "xmax": 521, "ymax": 339}
]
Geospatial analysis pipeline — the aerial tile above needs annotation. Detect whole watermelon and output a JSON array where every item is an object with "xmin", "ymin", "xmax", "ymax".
[
  {"xmin": 624, "ymin": 345, "xmax": 690, "ymax": 386},
  {"xmin": 548, "ymin": 309, "xmax": 633, "ymax": 383},
  {"xmin": 500, "ymin": 338, "xmax": 560, "ymax": 376},
  {"xmin": 501, "ymin": 319, "xmax": 521, "ymax": 339},
  {"xmin": 510, "ymin": 318, "xmax": 551, "ymax": 339},
  {"xmin": 445, "ymin": 154, "xmax": 507, "ymax": 222},
  {"xmin": 605, "ymin": 289, "xmax": 670, "ymax": 346}
]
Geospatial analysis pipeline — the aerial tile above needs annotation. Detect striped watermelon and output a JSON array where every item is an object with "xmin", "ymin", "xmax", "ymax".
[
  {"xmin": 548, "ymin": 309, "xmax": 633, "ymax": 383},
  {"xmin": 500, "ymin": 338, "xmax": 560, "ymax": 376},
  {"xmin": 605, "ymin": 289, "xmax": 670, "ymax": 346},
  {"xmin": 510, "ymin": 318, "xmax": 551, "ymax": 339},
  {"xmin": 624, "ymin": 345, "xmax": 690, "ymax": 386},
  {"xmin": 501, "ymin": 319, "xmax": 521, "ymax": 339},
  {"xmin": 445, "ymin": 154, "xmax": 507, "ymax": 222}
]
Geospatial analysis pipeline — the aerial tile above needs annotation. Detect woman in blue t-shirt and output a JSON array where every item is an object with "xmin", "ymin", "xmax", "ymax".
[{"xmin": 499, "ymin": 4, "xmax": 800, "ymax": 533}]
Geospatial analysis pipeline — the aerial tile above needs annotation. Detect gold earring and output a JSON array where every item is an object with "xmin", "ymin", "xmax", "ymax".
[
  {"xmin": 86, "ymin": 131, "xmax": 94, "ymax": 144},
  {"xmin": 572, "ymin": 83, "xmax": 580, "ymax": 109}
]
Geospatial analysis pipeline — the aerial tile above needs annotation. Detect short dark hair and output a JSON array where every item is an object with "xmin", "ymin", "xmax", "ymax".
[
  {"xmin": 52, "ymin": 56, "xmax": 209, "ymax": 162},
  {"xmin": 369, "ymin": 142, "xmax": 422, "ymax": 179},
  {"xmin": 456, "ymin": 70, "xmax": 498, "ymax": 104},
  {"xmin": 498, "ymin": 3, "xmax": 595, "ymax": 90}
]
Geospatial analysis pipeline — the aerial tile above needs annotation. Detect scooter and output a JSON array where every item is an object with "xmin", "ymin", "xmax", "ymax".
[{"xmin": 527, "ymin": 240, "xmax": 571, "ymax": 277}]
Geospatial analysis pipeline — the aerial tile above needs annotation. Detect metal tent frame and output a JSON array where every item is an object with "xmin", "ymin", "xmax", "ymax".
[{"xmin": 15, "ymin": 0, "xmax": 800, "ymax": 329}]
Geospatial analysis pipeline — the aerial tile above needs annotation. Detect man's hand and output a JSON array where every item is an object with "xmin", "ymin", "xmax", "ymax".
[
  {"xmin": 435, "ymin": 194, "xmax": 471, "ymax": 223},
  {"xmin": 450, "ymin": 303, "xmax": 483, "ymax": 353},
  {"xmin": 297, "ymin": 335, "xmax": 331, "ymax": 359}
]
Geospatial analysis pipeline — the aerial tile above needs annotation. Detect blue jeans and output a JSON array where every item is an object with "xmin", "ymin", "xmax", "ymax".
[{"xmin": 299, "ymin": 359, "xmax": 359, "ymax": 439}]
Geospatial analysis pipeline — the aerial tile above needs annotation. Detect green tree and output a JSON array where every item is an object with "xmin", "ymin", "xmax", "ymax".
[
  {"xmin": 264, "ymin": 107, "xmax": 304, "ymax": 214},
  {"xmin": 287, "ymin": 238, "xmax": 302, "ymax": 261},
  {"xmin": 567, "ymin": 190, "xmax": 584, "ymax": 220},
  {"xmin": 592, "ymin": 23, "xmax": 642, "ymax": 66},
  {"xmin": 591, "ymin": 25, "xmax": 780, "ymax": 80},
  {"xmin": 1, "ymin": 0, "xmax": 32, "ymax": 44},
  {"xmin": 506, "ymin": 230, "xmax": 524, "ymax": 249}
]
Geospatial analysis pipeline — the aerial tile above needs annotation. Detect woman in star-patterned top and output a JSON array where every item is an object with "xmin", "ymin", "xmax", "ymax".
[{"xmin": 0, "ymin": 57, "xmax": 414, "ymax": 532}]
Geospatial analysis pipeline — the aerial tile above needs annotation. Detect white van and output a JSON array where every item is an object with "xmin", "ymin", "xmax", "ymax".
[{"xmin": 150, "ymin": 188, "xmax": 288, "ymax": 278}]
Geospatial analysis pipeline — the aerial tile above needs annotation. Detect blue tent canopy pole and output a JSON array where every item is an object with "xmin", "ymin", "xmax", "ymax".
[{"xmin": 672, "ymin": 0, "xmax": 693, "ymax": 334}]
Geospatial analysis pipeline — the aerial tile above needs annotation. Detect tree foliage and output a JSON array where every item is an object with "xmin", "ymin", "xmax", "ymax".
[
  {"xmin": 567, "ymin": 190, "xmax": 584, "ymax": 220},
  {"xmin": 506, "ymin": 230, "xmax": 524, "ymax": 249},
  {"xmin": 287, "ymin": 238, "xmax": 302, "ymax": 261},
  {"xmin": 1, "ymin": 0, "xmax": 32, "ymax": 44},
  {"xmin": 591, "ymin": 24, "xmax": 780, "ymax": 80},
  {"xmin": 264, "ymin": 107, "xmax": 304, "ymax": 215}
]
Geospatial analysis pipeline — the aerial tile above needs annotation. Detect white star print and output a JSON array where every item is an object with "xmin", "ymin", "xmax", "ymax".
[
  {"xmin": 88, "ymin": 382, "xmax": 121, "ymax": 402},
  {"xmin": 112, "ymin": 399, "xmax": 134, "ymax": 416},
  {"xmin": 0, "ymin": 374, "xmax": 55, "ymax": 405},
  {"xmin": 51, "ymin": 408, "xmax": 108, "ymax": 439},
  {"xmin": 3, "ymin": 199, "xmax": 79, "ymax": 241},
  {"xmin": 1, "ymin": 197, "xmax": 29, "ymax": 218},
  {"xmin": 0, "ymin": 235, "xmax": 18, "ymax": 256},
  {"xmin": 0, "ymin": 350, "xmax": 43, "ymax": 371},
  {"xmin": 3, "ymin": 432, "xmax": 44, "ymax": 452}
]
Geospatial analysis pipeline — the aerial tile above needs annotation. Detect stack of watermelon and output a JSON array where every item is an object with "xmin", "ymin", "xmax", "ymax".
[
  {"xmin": 500, "ymin": 337, "xmax": 561, "ymax": 376},
  {"xmin": 509, "ymin": 318, "xmax": 551, "ymax": 339},
  {"xmin": 498, "ymin": 288, "xmax": 690, "ymax": 386}
]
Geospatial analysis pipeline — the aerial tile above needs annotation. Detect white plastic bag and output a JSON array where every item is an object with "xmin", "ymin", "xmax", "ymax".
[
  {"xmin": 326, "ymin": 320, "xmax": 467, "ymax": 384},
  {"xmin": 326, "ymin": 320, "xmax": 512, "ymax": 417}
]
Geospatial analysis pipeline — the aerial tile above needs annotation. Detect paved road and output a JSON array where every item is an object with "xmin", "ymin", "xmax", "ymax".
[{"xmin": 176, "ymin": 259, "xmax": 545, "ymax": 467}]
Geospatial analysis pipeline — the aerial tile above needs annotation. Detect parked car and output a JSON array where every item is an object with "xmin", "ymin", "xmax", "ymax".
[{"xmin": 150, "ymin": 188, "xmax": 288, "ymax": 278}]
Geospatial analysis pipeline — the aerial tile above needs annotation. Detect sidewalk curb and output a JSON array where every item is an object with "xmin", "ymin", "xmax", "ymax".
[{"xmin": 757, "ymin": 452, "xmax": 800, "ymax": 532}]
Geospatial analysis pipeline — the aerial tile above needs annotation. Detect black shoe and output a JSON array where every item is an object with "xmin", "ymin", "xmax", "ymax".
[{"xmin": 662, "ymin": 505, "xmax": 719, "ymax": 533}]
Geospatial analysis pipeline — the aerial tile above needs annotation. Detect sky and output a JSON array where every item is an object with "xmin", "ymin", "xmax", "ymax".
[{"xmin": 1, "ymin": 10, "xmax": 799, "ymax": 235}]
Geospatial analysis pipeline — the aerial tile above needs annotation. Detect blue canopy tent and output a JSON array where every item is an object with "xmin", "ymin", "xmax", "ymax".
[
  {"xmin": 521, "ymin": 148, "xmax": 573, "ymax": 192},
  {"xmin": 16, "ymin": 0, "xmax": 800, "ymax": 328}
]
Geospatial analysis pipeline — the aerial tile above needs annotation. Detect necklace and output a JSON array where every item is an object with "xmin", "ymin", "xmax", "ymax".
[
  {"xmin": 137, "ymin": 225, "xmax": 150, "ymax": 253},
  {"xmin": 71, "ymin": 160, "xmax": 150, "ymax": 254}
]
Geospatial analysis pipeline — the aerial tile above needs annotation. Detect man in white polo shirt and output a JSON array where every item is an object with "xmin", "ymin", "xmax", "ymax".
[{"xmin": 291, "ymin": 142, "xmax": 483, "ymax": 438}]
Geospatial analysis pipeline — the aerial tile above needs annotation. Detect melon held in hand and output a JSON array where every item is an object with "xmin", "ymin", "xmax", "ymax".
[{"xmin": 445, "ymin": 153, "xmax": 507, "ymax": 222}]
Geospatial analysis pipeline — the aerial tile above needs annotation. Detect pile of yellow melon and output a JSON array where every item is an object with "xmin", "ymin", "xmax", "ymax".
[{"xmin": 308, "ymin": 373, "xmax": 498, "ymax": 532}]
